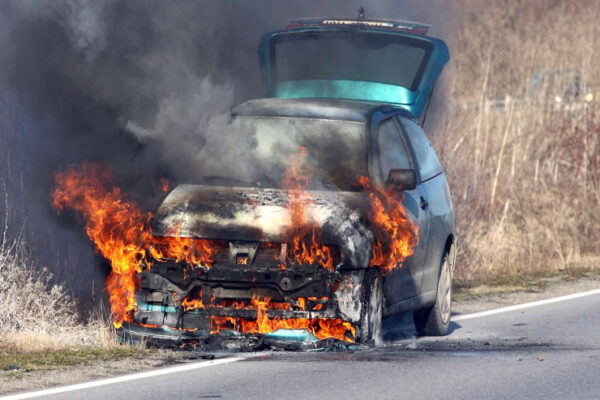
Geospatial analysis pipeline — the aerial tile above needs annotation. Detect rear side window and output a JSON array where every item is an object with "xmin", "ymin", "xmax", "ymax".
[
  {"xmin": 377, "ymin": 118, "xmax": 411, "ymax": 180},
  {"xmin": 399, "ymin": 118, "xmax": 443, "ymax": 181}
]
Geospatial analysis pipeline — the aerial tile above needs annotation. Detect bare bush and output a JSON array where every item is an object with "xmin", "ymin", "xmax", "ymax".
[
  {"xmin": 0, "ymin": 242, "xmax": 77, "ymax": 334},
  {"xmin": 435, "ymin": 0, "xmax": 600, "ymax": 285},
  {"xmin": 0, "ymin": 238, "xmax": 118, "ymax": 350},
  {"xmin": 0, "ymin": 182, "xmax": 117, "ymax": 350}
]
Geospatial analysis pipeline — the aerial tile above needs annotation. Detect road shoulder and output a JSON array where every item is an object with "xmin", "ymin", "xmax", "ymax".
[
  {"xmin": 2, "ymin": 273, "xmax": 599, "ymax": 397},
  {"xmin": 453, "ymin": 273, "xmax": 600, "ymax": 315}
]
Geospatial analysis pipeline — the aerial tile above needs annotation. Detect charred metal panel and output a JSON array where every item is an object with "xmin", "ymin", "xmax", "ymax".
[
  {"xmin": 153, "ymin": 184, "xmax": 370, "ymax": 242},
  {"xmin": 335, "ymin": 270, "xmax": 364, "ymax": 322},
  {"xmin": 153, "ymin": 184, "xmax": 373, "ymax": 271},
  {"xmin": 334, "ymin": 213, "xmax": 373, "ymax": 270},
  {"xmin": 141, "ymin": 263, "xmax": 337, "ymax": 301}
]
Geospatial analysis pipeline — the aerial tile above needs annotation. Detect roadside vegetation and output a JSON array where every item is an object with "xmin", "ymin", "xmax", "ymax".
[
  {"xmin": 436, "ymin": 0, "xmax": 600, "ymax": 288},
  {"xmin": 0, "ymin": 0, "xmax": 599, "ymax": 367},
  {"xmin": 0, "ymin": 222, "xmax": 145, "ymax": 371},
  {"xmin": 0, "ymin": 97, "xmax": 145, "ymax": 372}
]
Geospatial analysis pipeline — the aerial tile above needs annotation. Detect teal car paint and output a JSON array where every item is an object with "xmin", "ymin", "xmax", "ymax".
[
  {"xmin": 273, "ymin": 80, "xmax": 416, "ymax": 105},
  {"xmin": 258, "ymin": 18, "xmax": 449, "ymax": 119}
]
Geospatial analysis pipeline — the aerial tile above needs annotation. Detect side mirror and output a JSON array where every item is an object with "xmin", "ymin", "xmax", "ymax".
[{"xmin": 386, "ymin": 169, "xmax": 417, "ymax": 191}]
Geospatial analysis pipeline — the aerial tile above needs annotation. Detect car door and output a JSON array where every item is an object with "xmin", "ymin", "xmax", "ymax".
[
  {"xmin": 397, "ymin": 117, "xmax": 449, "ymax": 295},
  {"xmin": 374, "ymin": 117, "xmax": 430, "ymax": 304}
]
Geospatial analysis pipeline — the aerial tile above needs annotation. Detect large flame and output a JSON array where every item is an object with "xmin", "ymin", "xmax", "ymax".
[
  {"xmin": 359, "ymin": 176, "xmax": 419, "ymax": 273},
  {"xmin": 281, "ymin": 147, "xmax": 333, "ymax": 270},
  {"xmin": 51, "ymin": 163, "xmax": 218, "ymax": 328},
  {"xmin": 52, "ymin": 163, "xmax": 152, "ymax": 328},
  {"xmin": 51, "ymin": 157, "xmax": 418, "ymax": 341}
]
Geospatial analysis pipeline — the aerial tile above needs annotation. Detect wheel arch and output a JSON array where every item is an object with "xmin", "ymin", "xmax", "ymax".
[{"xmin": 443, "ymin": 234, "xmax": 458, "ymax": 273}]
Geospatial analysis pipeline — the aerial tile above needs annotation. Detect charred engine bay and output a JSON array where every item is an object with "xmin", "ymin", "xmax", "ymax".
[
  {"xmin": 51, "ymin": 160, "xmax": 421, "ymax": 349},
  {"xmin": 125, "ymin": 184, "xmax": 377, "ymax": 348}
]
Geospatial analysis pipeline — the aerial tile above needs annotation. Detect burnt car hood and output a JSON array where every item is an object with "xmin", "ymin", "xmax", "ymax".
[{"xmin": 153, "ymin": 184, "xmax": 370, "ymax": 245}]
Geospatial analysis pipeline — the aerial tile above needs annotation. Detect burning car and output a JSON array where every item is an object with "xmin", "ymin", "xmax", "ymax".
[{"xmin": 53, "ymin": 13, "xmax": 456, "ymax": 347}]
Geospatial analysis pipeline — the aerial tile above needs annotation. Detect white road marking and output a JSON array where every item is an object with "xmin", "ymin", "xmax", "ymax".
[
  {"xmin": 4, "ymin": 289, "xmax": 600, "ymax": 399},
  {"xmin": 453, "ymin": 288, "xmax": 600, "ymax": 321},
  {"xmin": 0, "ymin": 356, "xmax": 249, "ymax": 400}
]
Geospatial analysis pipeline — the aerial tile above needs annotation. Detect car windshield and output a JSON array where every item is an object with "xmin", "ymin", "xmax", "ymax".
[
  {"xmin": 272, "ymin": 31, "xmax": 430, "ymax": 90},
  {"xmin": 200, "ymin": 116, "xmax": 367, "ymax": 191}
]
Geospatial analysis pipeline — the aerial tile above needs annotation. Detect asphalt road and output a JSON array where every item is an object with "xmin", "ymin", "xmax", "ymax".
[{"xmin": 6, "ymin": 290, "xmax": 600, "ymax": 400}]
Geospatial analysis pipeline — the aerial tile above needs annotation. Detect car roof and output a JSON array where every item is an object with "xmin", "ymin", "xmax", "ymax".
[{"xmin": 231, "ymin": 98, "xmax": 410, "ymax": 122}]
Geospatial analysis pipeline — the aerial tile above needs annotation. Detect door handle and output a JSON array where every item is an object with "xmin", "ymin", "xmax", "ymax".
[{"xmin": 419, "ymin": 196, "xmax": 429, "ymax": 210}]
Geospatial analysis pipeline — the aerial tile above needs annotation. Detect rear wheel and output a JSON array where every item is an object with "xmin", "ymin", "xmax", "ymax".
[
  {"xmin": 359, "ymin": 269, "xmax": 383, "ymax": 346},
  {"xmin": 414, "ymin": 255, "xmax": 452, "ymax": 336}
]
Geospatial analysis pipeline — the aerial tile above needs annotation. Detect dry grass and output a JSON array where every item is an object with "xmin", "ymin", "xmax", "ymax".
[
  {"xmin": 0, "ymin": 237, "xmax": 136, "ymax": 371},
  {"xmin": 1, "ymin": 1, "xmax": 600, "ymax": 357},
  {"xmin": 435, "ymin": 0, "xmax": 600, "ymax": 285},
  {"xmin": 0, "ymin": 241, "xmax": 140, "ymax": 372},
  {"xmin": 0, "ymin": 235, "xmax": 121, "ymax": 353},
  {"xmin": 0, "ymin": 97, "xmax": 121, "ymax": 355},
  {"xmin": 0, "ymin": 183, "xmax": 124, "ymax": 357}
]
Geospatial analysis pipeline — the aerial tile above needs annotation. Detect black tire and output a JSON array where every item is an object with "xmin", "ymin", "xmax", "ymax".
[
  {"xmin": 414, "ymin": 255, "xmax": 452, "ymax": 336},
  {"xmin": 359, "ymin": 269, "xmax": 383, "ymax": 346}
]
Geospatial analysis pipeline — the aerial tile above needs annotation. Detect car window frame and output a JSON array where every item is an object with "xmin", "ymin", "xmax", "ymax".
[
  {"xmin": 395, "ymin": 116, "xmax": 443, "ymax": 183},
  {"xmin": 372, "ymin": 115, "xmax": 416, "ymax": 184}
]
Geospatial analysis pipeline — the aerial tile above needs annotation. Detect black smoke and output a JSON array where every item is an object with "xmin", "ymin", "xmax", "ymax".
[{"xmin": 0, "ymin": 0, "xmax": 454, "ymax": 298}]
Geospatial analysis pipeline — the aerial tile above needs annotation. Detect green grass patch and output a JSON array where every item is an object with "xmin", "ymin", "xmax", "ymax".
[{"xmin": 0, "ymin": 346, "xmax": 150, "ymax": 372}]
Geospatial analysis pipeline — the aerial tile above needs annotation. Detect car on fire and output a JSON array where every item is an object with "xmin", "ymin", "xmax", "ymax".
[{"xmin": 120, "ymin": 15, "xmax": 456, "ymax": 347}]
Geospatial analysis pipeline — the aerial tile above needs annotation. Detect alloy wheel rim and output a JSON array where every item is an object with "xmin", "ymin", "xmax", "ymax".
[{"xmin": 438, "ymin": 259, "xmax": 452, "ymax": 324}]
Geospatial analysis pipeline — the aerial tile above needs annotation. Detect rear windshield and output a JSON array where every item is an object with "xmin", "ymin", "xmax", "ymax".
[
  {"xmin": 272, "ymin": 31, "xmax": 431, "ymax": 90},
  {"xmin": 199, "ymin": 116, "xmax": 367, "ymax": 191}
]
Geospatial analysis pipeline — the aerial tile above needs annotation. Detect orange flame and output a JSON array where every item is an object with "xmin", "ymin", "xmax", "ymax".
[
  {"xmin": 236, "ymin": 295, "xmax": 355, "ymax": 341},
  {"xmin": 282, "ymin": 147, "xmax": 333, "ymax": 270},
  {"xmin": 52, "ymin": 163, "xmax": 218, "ymax": 328},
  {"xmin": 52, "ymin": 163, "xmax": 152, "ymax": 328},
  {"xmin": 182, "ymin": 294, "xmax": 352, "ymax": 341},
  {"xmin": 52, "ymin": 160, "xmax": 417, "ymax": 341},
  {"xmin": 149, "ymin": 233, "xmax": 217, "ymax": 267},
  {"xmin": 159, "ymin": 176, "xmax": 169, "ymax": 193},
  {"xmin": 359, "ymin": 176, "xmax": 419, "ymax": 273},
  {"xmin": 182, "ymin": 294, "xmax": 204, "ymax": 311}
]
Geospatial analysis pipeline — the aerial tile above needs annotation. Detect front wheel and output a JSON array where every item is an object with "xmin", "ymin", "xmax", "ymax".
[
  {"xmin": 414, "ymin": 255, "xmax": 452, "ymax": 336},
  {"xmin": 359, "ymin": 269, "xmax": 383, "ymax": 346}
]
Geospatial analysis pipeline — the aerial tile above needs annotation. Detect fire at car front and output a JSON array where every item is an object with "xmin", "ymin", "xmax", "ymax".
[
  {"xmin": 52, "ymin": 146, "xmax": 418, "ymax": 348},
  {"xmin": 126, "ymin": 181, "xmax": 374, "ymax": 346}
]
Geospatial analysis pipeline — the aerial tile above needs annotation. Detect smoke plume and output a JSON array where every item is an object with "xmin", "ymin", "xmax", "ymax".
[{"xmin": 0, "ymin": 0, "xmax": 453, "ymax": 298}]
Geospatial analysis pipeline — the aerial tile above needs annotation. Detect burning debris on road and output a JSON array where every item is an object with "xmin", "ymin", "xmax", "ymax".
[{"xmin": 52, "ymin": 144, "xmax": 418, "ymax": 347}]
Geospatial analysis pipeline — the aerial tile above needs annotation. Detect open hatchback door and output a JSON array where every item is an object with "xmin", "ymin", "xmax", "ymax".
[{"xmin": 259, "ymin": 17, "xmax": 449, "ymax": 119}]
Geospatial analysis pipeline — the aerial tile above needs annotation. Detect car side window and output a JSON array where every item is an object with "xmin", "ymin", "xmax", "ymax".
[
  {"xmin": 399, "ymin": 118, "xmax": 443, "ymax": 181},
  {"xmin": 377, "ymin": 118, "xmax": 411, "ymax": 180}
]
